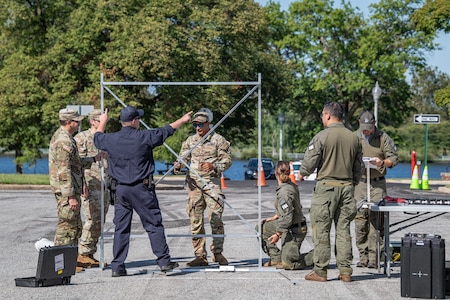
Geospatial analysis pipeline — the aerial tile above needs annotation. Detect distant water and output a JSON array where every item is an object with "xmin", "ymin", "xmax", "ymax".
[{"xmin": 1, "ymin": 156, "xmax": 449, "ymax": 180}]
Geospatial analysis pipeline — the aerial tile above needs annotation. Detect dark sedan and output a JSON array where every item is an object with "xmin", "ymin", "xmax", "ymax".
[{"xmin": 244, "ymin": 158, "xmax": 275, "ymax": 180}]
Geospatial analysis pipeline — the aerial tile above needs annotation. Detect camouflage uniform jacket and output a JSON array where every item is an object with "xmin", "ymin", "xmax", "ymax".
[
  {"xmin": 300, "ymin": 122, "xmax": 362, "ymax": 185},
  {"xmin": 275, "ymin": 181, "xmax": 306, "ymax": 233},
  {"xmin": 355, "ymin": 127, "xmax": 398, "ymax": 179},
  {"xmin": 179, "ymin": 131, "xmax": 232, "ymax": 182},
  {"xmin": 75, "ymin": 128, "xmax": 107, "ymax": 183},
  {"xmin": 49, "ymin": 126, "xmax": 84, "ymax": 197}
]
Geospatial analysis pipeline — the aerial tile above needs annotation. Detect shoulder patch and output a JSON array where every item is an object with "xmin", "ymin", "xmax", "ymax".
[
  {"xmin": 62, "ymin": 145, "xmax": 72, "ymax": 153},
  {"xmin": 279, "ymin": 198, "xmax": 289, "ymax": 210}
]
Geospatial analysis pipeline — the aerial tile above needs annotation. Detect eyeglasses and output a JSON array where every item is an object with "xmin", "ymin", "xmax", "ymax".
[{"xmin": 193, "ymin": 123, "xmax": 205, "ymax": 129}]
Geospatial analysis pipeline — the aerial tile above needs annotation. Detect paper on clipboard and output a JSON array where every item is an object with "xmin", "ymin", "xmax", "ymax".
[{"xmin": 362, "ymin": 157, "xmax": 378, "ymax": 169}]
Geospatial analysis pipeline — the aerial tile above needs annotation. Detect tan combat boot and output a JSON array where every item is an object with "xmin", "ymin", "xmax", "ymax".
[
  {"xmin": 338, "ymin": 274, "xmax": 352, "ymax": 282},
  {"xmin": 212, "ymin": 253, "xmax": 228, "ymax": 265},
  {"xmin": 263, "ymin": 260, "xmax": 283, "ymax": 268},
  {"xmin": 186, "ymin": 257, "xmax": 208, "ymax": 267},
  {"xmin": 305, "ymin": 271, "xmax": 327, "ymax": 282},
  {"xmin": 77, "ymin": 254, "xmax": 100, "ymax": 268}
]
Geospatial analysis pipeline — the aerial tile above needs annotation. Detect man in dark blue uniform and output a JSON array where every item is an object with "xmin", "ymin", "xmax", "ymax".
[{"xmin": 94, "ymin": 106, "xmax": 192, "ymax": 277}]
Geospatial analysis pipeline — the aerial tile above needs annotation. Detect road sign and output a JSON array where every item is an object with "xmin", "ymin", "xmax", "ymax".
[{"xmin": 414, "ymin": 114, "xmax": 440, "ymax": 124}]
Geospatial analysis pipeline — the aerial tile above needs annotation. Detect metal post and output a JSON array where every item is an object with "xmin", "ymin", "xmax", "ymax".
[
  {"xmin": 99, "ymin": 73, "xmax": 105, "ymax": 270},
  {"xmin": 257, "ymin": 73, "xmax": 263, "ymax": 268},
  {"xmin": 424, "ymin": 124, "xmax": 429, "ymax": 167},
  {"xmin": 278, "ymin": 112, "xmax": 284, "ymax": 161}
]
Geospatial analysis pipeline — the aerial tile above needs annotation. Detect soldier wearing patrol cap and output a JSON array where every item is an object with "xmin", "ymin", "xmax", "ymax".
[
  {"xmin": 48, "ymin": 108, "xmax": 85, "ymax": 272},
  {"xmin": 354, "ymin": 110, "xmax": 398, "ymax": 269},
  {"xmin": 174, "ymin": 110, "xmax": 232, "ymax": 267},
  {"xmin": 74, "ymin": 109, "xmax": 109, "ymax": 268}
]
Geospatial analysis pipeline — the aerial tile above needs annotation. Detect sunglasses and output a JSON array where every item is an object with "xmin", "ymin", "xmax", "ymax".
[{"xmin": 193, "ymin": 123, "xmax": 205, "ymax": 129}]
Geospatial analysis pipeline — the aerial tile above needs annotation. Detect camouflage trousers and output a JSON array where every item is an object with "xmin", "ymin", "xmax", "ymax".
[
  {"xmin": 186, "ymin": 183, "xmax": 225, "ymax": 257},
  {"xmin": 54, "ymin": 192, "xmax": 82, "ymax": 246},
  {"xmin": 354, "ymin": 180, "xmax": 386, "ymax": 263},
  {"xmin": 257, "ymin": 220, "xmax": 314, "ymax": 269},
  {"xmin": 310, "ymin": 182, "xmax": 356, "ymax": 277},
  {"xmin": 79, "ymin": 188, "xmax": 110, "ymax": 256}
]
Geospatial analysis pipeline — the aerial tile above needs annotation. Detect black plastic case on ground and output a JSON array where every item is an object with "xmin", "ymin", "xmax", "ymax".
[
  {"xmin": 446, "ymin": 261, "xmax": 450, "ymax": 294},
  {"xmin": 15, "ymin": 245, "xmax": 78, "ymax": 287},
  {"xmin": 401, "ymin": 233, "xmax": 446, "ymax": 299}
]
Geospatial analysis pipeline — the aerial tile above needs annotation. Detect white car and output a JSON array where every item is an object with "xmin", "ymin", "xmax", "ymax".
[{"xmin": 292, "ymin": 161, "xmax": 317, "ymax": 181}]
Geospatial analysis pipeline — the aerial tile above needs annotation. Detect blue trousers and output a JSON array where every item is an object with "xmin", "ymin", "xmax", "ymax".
[{"xmin": 111, "ymin": 183, "xmax": 171, "ymax": 272}]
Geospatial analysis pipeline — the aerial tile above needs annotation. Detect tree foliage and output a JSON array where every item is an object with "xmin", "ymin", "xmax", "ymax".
[
  {"xmin": 0, "ymin": 0, "xmax": 446, "ymax": 171},
  {"xmin": 264, "ymin": 0, "xmax": 437, "ymax": 152},
  {"xmin": 0, "ymin": 0, "xmax": 291, "ymax": 171},
  {"xmin": 409, "ymin": 66, "xmax": 450, "ymax": 120},
  {"xmin": 412, "ymin": 0, "xmax": 450, "ymax": 34}
]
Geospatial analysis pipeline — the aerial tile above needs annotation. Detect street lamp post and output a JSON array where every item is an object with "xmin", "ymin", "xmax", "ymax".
[
  {"xmin": 372, "ymin": 81, "xmax": 382, "ymax": 126},
  {"xmin": 278, "ymin": 112, "xmax": 284, "ymax": 161}
]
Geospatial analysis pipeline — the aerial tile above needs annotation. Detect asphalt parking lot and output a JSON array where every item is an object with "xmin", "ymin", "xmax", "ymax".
[{"xmin": 1, "ymin": 179, "xmax": 449, "ymax": 299}]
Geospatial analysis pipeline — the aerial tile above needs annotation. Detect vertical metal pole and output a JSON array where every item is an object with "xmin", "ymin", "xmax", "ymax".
[
  {"xmin": 100, "ymin": 73, "xmax": 105, "ymax": 269},
  {"xmin": 279, "ymin": 127, "xmax": 283, "ymax": 161},
  {"xmin": 257, "ymin": 73, "xmax": 262, "ymax": 268},
  {"xmin": 424, "ymin": 124, "xmax": 429, "ymax": 167},
  {"xmin": 367, "ymin": 164, "xmax": 371, "ymax": 203},
  {"xmin": 374, "ymin": 98, "xmax": 378, "ymax": 127}
]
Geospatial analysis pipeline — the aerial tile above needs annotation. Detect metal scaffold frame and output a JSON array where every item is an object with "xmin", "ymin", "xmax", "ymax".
[{"xmin": 98, "ymin": 73, "xmax": 269, "ymax": 271}]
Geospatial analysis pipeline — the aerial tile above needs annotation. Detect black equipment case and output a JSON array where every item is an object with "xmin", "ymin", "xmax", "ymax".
[
  {"xmin": 401, "ymin": 233, "xmax": 446, "ymax": 299},
  {"xmin": 446, "ymin": 261, "xmax": 450, "ymax": 295},
  {"xmin": 15, "ymin": 245, "xmax": 78, "ymax": 287}
]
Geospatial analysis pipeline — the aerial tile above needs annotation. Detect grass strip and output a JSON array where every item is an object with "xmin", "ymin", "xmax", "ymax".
[{"xmin": 0, "ymin": 174, "xmax": 49, "ymax": 185}]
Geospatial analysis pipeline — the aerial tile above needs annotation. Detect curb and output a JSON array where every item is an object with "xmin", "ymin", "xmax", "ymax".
[{"xmin": 0, "ymin": 184, "xmax": 185, "ymax": 191}]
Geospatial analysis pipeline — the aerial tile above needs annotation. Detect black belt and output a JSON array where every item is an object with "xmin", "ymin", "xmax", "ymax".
[
  {"xmin": 291, "ymin": 221, "xmax": 307, "ymax": 228},
  {"xmin": 119, "ymin": 178, "xmax": 154, "ymax": 190},
  {"xmin": 361, "ymin": 176, "xmax": 385, "ymax": 183}
]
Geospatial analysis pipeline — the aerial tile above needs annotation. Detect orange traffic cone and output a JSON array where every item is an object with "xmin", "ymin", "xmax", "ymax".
[
  {"xmin": 289, "ymin": 161, "xmax": 297, "ymax": 185},
  {"xmin": 221, "ymin": 172, "xmax": 227, "ymax": 189},
  {"xmin": 257, "ymin": 165, "xmax": 267, "ymax": 187}
]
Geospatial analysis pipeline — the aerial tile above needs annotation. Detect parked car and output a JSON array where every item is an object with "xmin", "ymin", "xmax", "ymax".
[
  {"xmin": 244, "ymin": 158, "xmax": 275, "ymax": 180},
  {"xmin": 292, "ymin": 160, "xmax": 317, "ymax": 181}
]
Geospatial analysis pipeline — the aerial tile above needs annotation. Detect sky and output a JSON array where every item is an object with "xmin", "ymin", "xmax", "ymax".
[{"xmin": 256, "ymin": 0, "xmax": 450, "ymax": 76}]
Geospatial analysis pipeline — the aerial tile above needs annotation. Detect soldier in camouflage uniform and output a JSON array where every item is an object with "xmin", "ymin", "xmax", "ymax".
[
  {"xmin": 354, "ymin": 111, "xmax": 398, "ymax": 269},
  {"xmin": 258, "ymin": 161, "xmax": 314, "ymax": 270},
  {"xmin": 74, "ymin": 109, "xmax": 109, "ymax": 268},
  {"xmin": 299, "ymin": 102, "xmax": 362, "ymax": 282},
  {"xmin": 48, "ymin": 108, "xmax": 85, "ymax": 272},
  {"xmin": 174, "ymin": 111, "xmax": 232, "ymax": 267}
]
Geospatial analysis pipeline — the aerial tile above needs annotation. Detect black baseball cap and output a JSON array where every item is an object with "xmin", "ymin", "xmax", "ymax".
[{"xmin": 120, "ymin": 106, "xmax": 144, "ymax": 122}]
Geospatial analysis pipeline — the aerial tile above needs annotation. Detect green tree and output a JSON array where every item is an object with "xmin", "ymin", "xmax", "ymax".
[
  {"xmin": 100, "ymin": 0, "xmax": 291, "ymax": 151},
  {"xmin": 411, "ymin": 0, "xmax": 450, "ymax": 115},
  {"xmin": 412, "ymin": 0, "xmax": 450, "ymax": 34},
  {"xmin": 409, "ymin": 66, "xmax": 450, "ymax": 120},
  {"xmin": 0, "ymin": 0, "xmax": 66, "ymax": 173},
  {"xmin": 265, "ymin": 0, "xmax": 437, "ymax": 152},
  {"xmin": 0, "ymin": 0, "xmax": 292, "ymax": 169}
]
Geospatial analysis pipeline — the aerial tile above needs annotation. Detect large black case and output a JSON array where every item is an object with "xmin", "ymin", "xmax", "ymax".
[
  {"xmin": 15, "ymin": 245, "xmax": 78, "ymax": 287},
  {"xmin": 401, "ymin": 233, "xmax": 446, "ymax": 299},
  {"xmin": 446, "ymin": 261, "xmax": 450, "ymax": 294}
]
